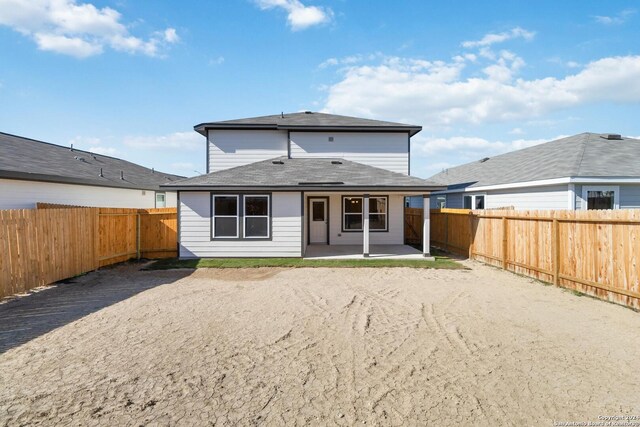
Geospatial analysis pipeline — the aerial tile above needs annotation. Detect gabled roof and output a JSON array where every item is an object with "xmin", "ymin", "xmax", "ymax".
[
  {"xmin": 429, "ymin": 133, "xmax": 640, "ymax": 189},
  {"xmin": 194, "ymin": 111, "xmax": 422, "ymax": 136},
  {"xmin": 0, "ymin": 132, "xmax": 184, "ymax": 191},
  {"xmin": 163, "ymin": 157, "xmax": 443, "ymax": 191}
]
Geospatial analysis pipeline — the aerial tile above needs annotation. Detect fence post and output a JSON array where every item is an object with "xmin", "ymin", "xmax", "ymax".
[
  {"xmin": 468, "ymin": 213, "xmax": 474, "ymax": 259},
  {"xmin": 502, "ymin": 216, "xmax": 508, "ymax": 270},
  {"xmin": 552, "ymin": 218, "xmax": 559, "ymax": 285},
  {"xmin": 136, "ymin": 213, "xmax": 141, "ymax": 260},
  {"xmin": 94, "ymin": 209, "xmax": 100, "ymax": 270}
]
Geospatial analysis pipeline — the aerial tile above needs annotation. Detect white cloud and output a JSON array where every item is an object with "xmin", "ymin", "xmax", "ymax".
[
  {"xmin": 88, "ymin": 146, "xmax": 119, "ymax": 156},
  {"xmin": 594, "ymin": 9, "xmax": 636, "ymax": 25},
  {"xmin": 414, "ymin": 135, "xmax": 557, "ymax": 156},
  {"xmin": 208, "ymin": 56, "xmax": 225, "ymax": 66},
  {"xmin": 123, "ymin": 131, "xmax": 202, "ymax": 151},
  {"xmin": 0, "ymin": 0, "xmax": 178, "ymax": 58},
  {"xmin": 322, "ymin": 54, "xmax": 640, "ymax": 128},
  {"xmin": 509, "ymin": 127, "xmax": 524, "ymax": 135},
  {"xmin": 170, "ymin": 162, "xmax": 201, "ymax": 174},
  {"xmin": 462, "ymin": 27, "xmax": 535, "ymax": 48},
  {"xmin": 410, "ymin": 135, "xmax": 567, "ymax": 178},
  {"xmin": 318, "ymin": 52, "xmax": 383, "ymax": 69},
  {"xmin": 256, "ymin": 0, "xmax": 333, "ymax": 30}
]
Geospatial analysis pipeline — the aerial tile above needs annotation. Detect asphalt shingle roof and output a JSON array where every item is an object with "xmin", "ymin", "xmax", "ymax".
[
  {"xmin": 194, "ymin": 111, "xmax": 422, "ymax": 136},
  {"xmin": 429, "ymin": 133, "xmax": 640, "ymax": 188},
  {"xmin": 0, "ymin": 132, "xmax": 184, "ymax": 191},
  {"xmin": 163, "ymin": 157, "xmax": 443, "ymax": 190}
]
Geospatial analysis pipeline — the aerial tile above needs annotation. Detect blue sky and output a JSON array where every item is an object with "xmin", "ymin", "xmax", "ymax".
[{"xmin": 1, "ymin": 0, "xmax": 639, "ymax": 178}]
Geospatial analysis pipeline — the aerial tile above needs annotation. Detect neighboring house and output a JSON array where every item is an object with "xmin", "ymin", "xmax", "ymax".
[
  {"xmin": 162, "ymin": 112, "xmax": 443, "ymax": 258},
  {"xmin": 413, "ymin": 133, "xmax": 640, "ymax": 211},
  {"xmin": 0, "ymin": 132, "xmax": 183, "ymax": 209}
]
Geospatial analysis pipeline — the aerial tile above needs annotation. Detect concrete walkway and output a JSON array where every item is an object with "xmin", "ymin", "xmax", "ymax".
[{"xmin": 304, "ymin": 244, "xmax": 426, "ymax": 259}]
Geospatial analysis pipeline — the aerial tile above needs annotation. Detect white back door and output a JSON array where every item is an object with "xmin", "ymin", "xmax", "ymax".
[{"xmin": 309, "ymin": 199, "xmax": 327, "ymax": 244}]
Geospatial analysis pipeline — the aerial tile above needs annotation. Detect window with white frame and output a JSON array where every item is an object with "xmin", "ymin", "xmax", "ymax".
[
  {"xmin": 244, "ymin": 195, "xmax": 270, "ymax": 238},
  {"xmin": 436, "ymin": 196, "xmax": 446, "ymax": 208},
  {"xmin": 464, "ymin": 194, "xmax": 485, "ymax": 210},
  {"xmin": 582, "ymin": 186, "xmax": 619, "ymax": 210},
  {"xmin": 342, "ymin": 196, "xmax": 388, "ymax": 231},
  {"xmin": 155, "ymin": 192, "xmax": 166, "ymax": 208},
  {"xmin": 212, "ymin": 195, "xmax": 239, "ymax": 238}
]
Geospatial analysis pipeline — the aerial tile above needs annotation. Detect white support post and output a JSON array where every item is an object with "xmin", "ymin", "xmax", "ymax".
[
  {"xmin": 363, "ymin": 194, "xmax": 370, "ymax": 257},
  {"xmin": 423, "ymin": 194, "xmax": 430, "ymax": 256}
]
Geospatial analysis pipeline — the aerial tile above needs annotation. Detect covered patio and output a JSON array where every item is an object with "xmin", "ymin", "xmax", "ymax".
[{"xmin": 304, "ymin": 244, "xmax": 427, "ymax": 260}]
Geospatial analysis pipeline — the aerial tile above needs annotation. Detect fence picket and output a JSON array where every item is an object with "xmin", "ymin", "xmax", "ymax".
[
  {"xmin": 425, "ymin": 208, "xmax": 640, "ymax": 309},
  {"xmin": 1, "ymin": 204, "xmax": 177, "ymax": 299}
]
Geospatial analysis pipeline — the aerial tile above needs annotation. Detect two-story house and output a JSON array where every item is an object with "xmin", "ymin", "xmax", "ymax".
[{"xmin": 163, "ymin": 112, "xmax": 443, "ymax": 258}]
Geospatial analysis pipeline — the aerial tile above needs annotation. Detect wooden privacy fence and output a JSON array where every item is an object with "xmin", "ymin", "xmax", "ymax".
[
  {"xmin": 430, "ymin": 208, "xmax": 640, "ymax": 310},
  {"xmin": 0, "ymin": 204, "xmax": 177, "ymax": 299}
]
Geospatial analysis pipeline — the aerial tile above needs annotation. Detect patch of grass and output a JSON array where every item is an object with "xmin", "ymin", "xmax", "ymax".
[{"xmin": 148, "ymin": 256, "xmax": 464, "ymax": 270}]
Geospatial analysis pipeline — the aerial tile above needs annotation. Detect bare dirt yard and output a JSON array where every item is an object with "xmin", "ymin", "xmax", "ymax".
[{"xmin": 1, "ymin": 262, "xmax": 639, "ymax": 426}]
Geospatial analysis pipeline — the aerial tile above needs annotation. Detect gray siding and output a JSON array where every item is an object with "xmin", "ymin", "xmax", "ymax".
[
  {"xmin": 485, "ymin": 185, "xmax": 568, "ymax": 210},
  {"xmin": 290, "ymin": 131, "xmax": 409, "ymax": 174},
  {"xmin": 208, "ymin": 129, "xmax": 288, "ymax": 172},
  {"xmin": 446, "ymin": 193, "xmax": 464, "ymax": 209},
  {"xmin": 575, "ymin": 184, "xmax": 640, "ymax": 209},
  {"xmin": 620, "ymin": 185, "xmax": 640, "ymax": 208},
  {"xmin": 179, "ymin": 191, "xmax": 302, "ymax": 258}
]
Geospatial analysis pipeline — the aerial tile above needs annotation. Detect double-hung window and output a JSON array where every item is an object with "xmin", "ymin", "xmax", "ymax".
[
  {"xmin": 212, "ymin": 194, "xmax": 271, "ymax": 239},
  {"xmin": 342, "ymin": 196, "xmax": 388, "ymax": 231},
  {"xmin": 244, "ymin": 195, "xmax": 270, "ymax": 238},
  {"xmin": 212, "ymin": 195, "xmax": 239, "ymax": 238}
]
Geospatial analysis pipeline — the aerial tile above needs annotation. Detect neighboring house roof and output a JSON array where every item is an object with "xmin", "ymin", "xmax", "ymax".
[
  {"xmin": 0, "ymin": 132, "xmax": 184, "ymax": 191},
  {"xmin": 194, "ymin": 111, "xmax": 422, "ymax": 137},
  {"xmin": 429, "ymin": 133, "xmax": 640, "ymax": 190},
  {"xmin": 163, "ymin": 157, "xmax": 443, "ymax": 191}
]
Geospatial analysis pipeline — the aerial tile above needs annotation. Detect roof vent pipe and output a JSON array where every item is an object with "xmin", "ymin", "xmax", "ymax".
[
  {"xmin": 99, "ymin": 167, "xmax": 103, "ymax": 177},
  {"xmin": 152, "ymin": 167, "xmax": 155, "ymax": 173},
  {"xmin": 281, "ymin": 112, "xmax": 284, "ymax": 118},
  {"xmin": 70, "ymin": 144, "xmax": 74, "ymax": 151},
  {"xmin": 120, "ymin": 171, "xmax": 124, "ymax": 180}
]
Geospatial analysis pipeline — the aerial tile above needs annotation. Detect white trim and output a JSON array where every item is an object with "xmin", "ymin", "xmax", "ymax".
[
  {"xmin": 570, "ymin": 177, "xmax": 640, "ymax": 184},
  {"xmin": 567, "ymin": 184, "xmax": 576, "ymax": 210},
  {"xmin": 463, "ymin": 193, "xmax": 486, "ymax": 209},
  {"xmin": 212, "ymin": 194, "xmax": 240, "ymax": 238},
  {"xmin": 433, "ymin": 176, "xmax": 640, "ymax": 195},
  {"xmin": 243, "ymin": 194, "xmax": 270, "ymax": 238},
  {"xmin": 581, "ymin": 185, "xmax": 620, "ymax": 210}
]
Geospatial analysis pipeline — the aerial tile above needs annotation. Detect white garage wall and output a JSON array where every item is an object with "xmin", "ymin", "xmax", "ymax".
[
  {"xmin": 0, "ymin": 178, "xmax": 174, "ymax": 209},
  {"xmin": 179, "ymin": 191, "xmax": 302, "ymax": 258}
]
